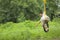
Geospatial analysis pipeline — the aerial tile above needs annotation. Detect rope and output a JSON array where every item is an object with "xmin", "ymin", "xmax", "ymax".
[{"xmin": 43, "ymin": 0, "xmax": 46, "ymax": 15}]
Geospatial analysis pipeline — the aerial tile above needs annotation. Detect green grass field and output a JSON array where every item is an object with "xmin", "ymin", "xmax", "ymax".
[{"xmin": 0, "ymin": 18, "xmax": 60, "ymax": 40}]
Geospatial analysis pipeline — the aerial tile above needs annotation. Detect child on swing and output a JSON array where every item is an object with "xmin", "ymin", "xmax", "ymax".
[{"xmin": 40, "ymin": 11, "xmax": 50, "ymax": 32}]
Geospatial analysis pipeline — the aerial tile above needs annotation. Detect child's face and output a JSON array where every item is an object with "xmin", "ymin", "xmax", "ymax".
[{"xmin": 40, "ymin": 13, "xmax": 43, "ymax": 17}]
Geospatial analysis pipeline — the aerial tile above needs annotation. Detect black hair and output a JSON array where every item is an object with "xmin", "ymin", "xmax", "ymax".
[{"xmin": 40, "ymin": 11, "xmax": 43, "ymax": 14}]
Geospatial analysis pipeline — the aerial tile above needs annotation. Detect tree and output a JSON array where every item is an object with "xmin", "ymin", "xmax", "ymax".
[{"xmin": 0, "ymin": 0, "xmax": 58, "ymax": 23}]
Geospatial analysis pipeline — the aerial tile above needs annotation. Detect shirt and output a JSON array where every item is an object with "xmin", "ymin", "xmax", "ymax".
[{"xmin": 40, "ymin": 13, "xmax": 50, "ymax": 24}]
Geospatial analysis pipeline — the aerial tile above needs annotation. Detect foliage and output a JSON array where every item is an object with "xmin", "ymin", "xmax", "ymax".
[{"xmin": 0, "ymin": 0, "xmax": 58, "ymax": 23}]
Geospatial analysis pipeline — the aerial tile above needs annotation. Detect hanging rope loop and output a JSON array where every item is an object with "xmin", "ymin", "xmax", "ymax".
[{"xmin": 43, "ymin": 0, "xmax": 47, "ymax": 15}]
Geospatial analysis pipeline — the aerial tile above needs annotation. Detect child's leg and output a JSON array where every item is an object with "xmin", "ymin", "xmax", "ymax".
[
  {"xmin": 46, "ymin": 21, "xmax": 49, "ymax": 28},
  {"xmin": 45, "ymin": 20, "xmax": 49, "ymax": 32},
  {"xmin": 42, "ymin": 20, "xmax": 49, "ymax": 32},
  {"xmin": 42, "ymin": 21, "xmax": 47, "ymax": 32}
]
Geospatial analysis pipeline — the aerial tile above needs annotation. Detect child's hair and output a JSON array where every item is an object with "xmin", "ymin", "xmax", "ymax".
[{"xmin": 40, "ymin": 11, "xmax": 43, "ymax": 14}]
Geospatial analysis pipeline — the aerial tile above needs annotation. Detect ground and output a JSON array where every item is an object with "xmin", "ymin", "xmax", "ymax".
[{"xmin": 0, "ymin": 18, "xmax": 60, "ymax": 40}]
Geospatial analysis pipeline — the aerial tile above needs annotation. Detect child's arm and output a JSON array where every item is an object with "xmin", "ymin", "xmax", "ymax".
[{"xmin": 36, "ymin": 21, "xmax": 41, "ymax": 27}]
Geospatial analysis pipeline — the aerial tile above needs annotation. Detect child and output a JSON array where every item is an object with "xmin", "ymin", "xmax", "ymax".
[{"xmin": 40, "ymin": 11, "xmax": 50, "ymax": 32}]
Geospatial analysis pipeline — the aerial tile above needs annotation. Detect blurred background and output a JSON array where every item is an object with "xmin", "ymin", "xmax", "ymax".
[{"xmin": 0, "ymin": 0, "xmax": 59, "ymax": 23}]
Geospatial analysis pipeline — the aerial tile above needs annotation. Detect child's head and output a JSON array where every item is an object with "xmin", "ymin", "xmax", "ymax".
[{"xmin": 40, "ymin": 11, "xmax": 43, "ymax": 17}]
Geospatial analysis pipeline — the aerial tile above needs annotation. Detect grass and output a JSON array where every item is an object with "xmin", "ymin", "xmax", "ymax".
[{"xmin": 0, "ymin": 19, "xmax": 60, "ymax": 40}]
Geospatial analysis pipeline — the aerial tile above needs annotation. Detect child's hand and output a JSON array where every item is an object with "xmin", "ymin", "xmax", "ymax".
[{"xmin": 35, "ymin": 21, "xmax": 41, "ymax": 27}]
